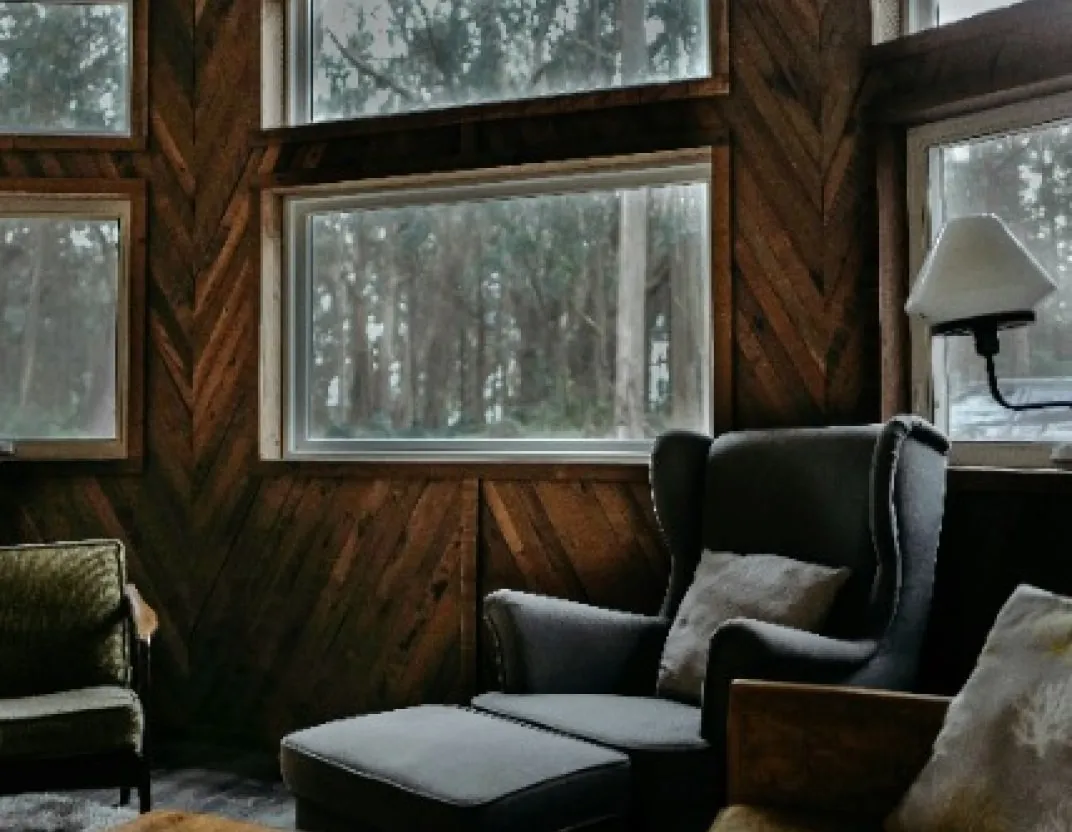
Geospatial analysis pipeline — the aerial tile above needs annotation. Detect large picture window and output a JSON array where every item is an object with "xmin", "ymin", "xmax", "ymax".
[
  {"xmin": 286, "ymin": 0, "xmax": 713, "ymax": 124},
  {"xmin": 267, "ymin": 150, "xmax": 718, "ymax": 461},
  {"xmin": 908, "ymin": 92, "xmax": 1072, "ymax": 468},
  {"xmin": 0, "ymin": 0, "xmax": 133, "ymax": 136},
  {"xmin": 0, "ymin": 184, "xmax": 143, "ymax": 460}
]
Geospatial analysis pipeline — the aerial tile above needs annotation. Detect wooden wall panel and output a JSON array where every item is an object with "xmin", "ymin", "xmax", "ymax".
[{"xmin": 1, "ymin": 0, "xmax": 884, "ymax": 747}]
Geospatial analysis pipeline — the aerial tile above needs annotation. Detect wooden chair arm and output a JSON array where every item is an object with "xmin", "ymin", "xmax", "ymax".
[
  {"xmin": 726, "ymin": 680, "xmax": 950, "ymax": 819},
  {"xmin": 125, "ymin": 583, "xmax": 159, "ymax": 643}
]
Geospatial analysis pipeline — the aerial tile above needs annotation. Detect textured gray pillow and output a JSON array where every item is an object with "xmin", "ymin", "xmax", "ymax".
[
  {"xmin": 656, "ymin": 550, "xmax": 851, "ymax": 703},
  {"xmin": 886, "ymin": 584, "xmax": 1072, "ymax": 832}
]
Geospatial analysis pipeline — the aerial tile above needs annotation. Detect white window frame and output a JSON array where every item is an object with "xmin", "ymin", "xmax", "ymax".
[
  {"xmin": 0, "ymin": 194, "xmax": 133, "ymax": 460},
  {"xmin": 906, "ymin": 0, "xmax": 1030, "ymax": 32},
  {"xmin": 269, "ymin": 0, "xmax": 716, "ymax": 128},
  {"xmin": 260, "ymin": 148, "xmax": 716, "ymax": 463},
  {"xmin": 0, "ymin": 0, "xmax": 136, "ymax": 138},
  {"xmin": 907, "ymin": 90, "xmax": 1072, "ymax": 470}
]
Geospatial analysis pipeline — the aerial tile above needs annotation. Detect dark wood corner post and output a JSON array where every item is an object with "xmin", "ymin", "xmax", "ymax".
[{"xmin": 876, "ymin": 127, "xmax": 911, "ymax": 420}]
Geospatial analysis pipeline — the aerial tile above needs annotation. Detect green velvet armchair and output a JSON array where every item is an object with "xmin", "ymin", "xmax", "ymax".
[{"xmin": 0, "ymin": 539, "xmax": 157, "ymax": 812}]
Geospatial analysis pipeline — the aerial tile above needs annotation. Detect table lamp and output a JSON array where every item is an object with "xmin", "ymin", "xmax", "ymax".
[{"xmin": 904, "ymin": 213, "xmax": 1068, "ymax": 411}]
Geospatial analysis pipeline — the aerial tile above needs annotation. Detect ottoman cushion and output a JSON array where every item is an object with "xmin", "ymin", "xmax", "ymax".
[{"xmin": 280, "ymin": 705, "xmax": 630, "ymax": 832}]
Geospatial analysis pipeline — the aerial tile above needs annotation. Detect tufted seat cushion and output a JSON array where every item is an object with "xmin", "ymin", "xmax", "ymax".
[{"xmin": 0, "ymin": 686, "xmax": 143, "ymax": 760}]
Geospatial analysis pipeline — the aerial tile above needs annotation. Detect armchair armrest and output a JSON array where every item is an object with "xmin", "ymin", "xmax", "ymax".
[
  {"xmin": 726, "ymin": 680, "xmax": 949, "ymax": 819},
  {"xmin": 124, "ymin": 584, "xmax": 158, "ymax": 643},
  {"xmin": 484, "ymin": 589, "xmax": 670, "ymax": 694},
  {"xmin": 701, "ymin": 618, "xmax": 878, "ymax": 743}
]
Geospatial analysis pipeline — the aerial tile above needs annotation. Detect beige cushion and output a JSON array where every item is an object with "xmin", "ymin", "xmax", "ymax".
[
  {"xmin": 886, "ymin": 584, "xmax": 1072, "ymax": 832},
  {"xmin": 711, "ymin": 805, "xmax": 869, "ymax": 832},
  {"xmin": 0, "ymin": 686, "xmax": 143, "ymax": 760},
  {"xmin": 657, "ymin": 551, "xmax": 850, "ymax": 702}
]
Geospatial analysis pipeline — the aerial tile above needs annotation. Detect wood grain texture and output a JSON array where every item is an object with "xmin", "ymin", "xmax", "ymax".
[
  {"xmin": 1, "ymin": 0, "xmax": 883, "ymax": 748},
  {"xmin": 867, "ymin": 0, "xmax": 1072, "ymax": 125},
  {"xmin": 727, "ymin": 681, "xmax": 949, "ymax": 817}
]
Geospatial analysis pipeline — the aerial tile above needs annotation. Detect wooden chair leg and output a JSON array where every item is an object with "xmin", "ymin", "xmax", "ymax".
[{"xmin": 119, "ymin": 786, "xmax": 131, "ymax": 806}]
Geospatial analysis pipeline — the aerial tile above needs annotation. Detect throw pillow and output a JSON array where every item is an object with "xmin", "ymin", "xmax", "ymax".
[
  {"xmin": 656, "ymin": 550, "xmax": 851, "ymax": 703},
  {"xmin": 886, "ymin": 584, "xmax": 1072, "ymax": 832}
]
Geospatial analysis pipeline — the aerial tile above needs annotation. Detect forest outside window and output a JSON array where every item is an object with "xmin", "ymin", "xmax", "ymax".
[
  {"xmin": 272, "ymin": 152, "xmax": 714, "ymax": 462},
  {"xmin": 0, "ymin": 0, "xmax": 134, "ymax": 136},
  {"xmin": 283, "ymin": 0, "xmax": 713, "ymax": 124},
  {"xmin": 907, "ymin": 93, "xmax": 1072, "ymax": 468},
  {"xmin": 0, "ymin": 191, "xmax": 136, "ymax": 460}
]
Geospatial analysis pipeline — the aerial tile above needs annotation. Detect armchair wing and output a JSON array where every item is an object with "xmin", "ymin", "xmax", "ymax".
[{"xmin": 483, "ymin": 589, "xmax": 670, "ymax": 694}]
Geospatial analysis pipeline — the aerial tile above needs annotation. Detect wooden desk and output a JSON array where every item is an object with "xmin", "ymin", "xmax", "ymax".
[{"xmin": 114, "ymin": 811, "xmax": 280, "ymax": 832}]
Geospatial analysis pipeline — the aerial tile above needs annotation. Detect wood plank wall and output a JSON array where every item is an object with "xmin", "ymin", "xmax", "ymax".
[{"xmin": 0, "ymin": 0, "xmax": 878, "ymax": 747}]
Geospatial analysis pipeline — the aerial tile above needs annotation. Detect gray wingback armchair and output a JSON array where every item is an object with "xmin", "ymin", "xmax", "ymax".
[{"xmin": 473, "ymin": 415, "xmax": 950, "ymax": 832}]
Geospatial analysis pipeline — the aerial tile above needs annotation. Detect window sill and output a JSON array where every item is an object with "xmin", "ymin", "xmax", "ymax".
[
  {"xmin": 251, "ymin": 458, "xmax": 651, "ymax": 481},
  {"xmin": 949, "ymin": 464, "xmax": 1072, "ymax": 494},
  {"xmin": 0, "ymin": 134, "xmax": 147, "ymax": 152},
  {"xmin": 252, "ymin": 77, "xmax": 730, "ymax": 148},
  {"xmin": 0, "ymin": 457, "xmax": 143, "ymax": 476}
]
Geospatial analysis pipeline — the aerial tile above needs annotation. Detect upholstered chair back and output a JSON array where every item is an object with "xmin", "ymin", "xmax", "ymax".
[
  {"xmin": 651, "ymin": 416, "xmax": 949, "ymax": 663},
  {"xmin": 0, "ymin": 540, "xmax": 131, "ymax": 697}
]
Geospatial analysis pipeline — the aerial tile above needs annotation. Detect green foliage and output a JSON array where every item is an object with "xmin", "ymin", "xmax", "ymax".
[
  {"xmin": 0, "ymin": 219, "xmax": 120, "ymax": 440},
  {"xmin": 0, "ymin": 2, "xmax": 129, "ymax": 133},
  {"xmin": 303, "ymin": 181, "xmax": 710, "ymax": 442},
  {"xmin": 309, "ymin": 0, "xmax": 707, "ymax": 121}
]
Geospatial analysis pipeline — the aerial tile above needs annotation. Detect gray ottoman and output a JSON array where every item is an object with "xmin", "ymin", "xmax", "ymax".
[{"xmin": 281, "ymin": 705, "xmax": 630, "ymax": 832}]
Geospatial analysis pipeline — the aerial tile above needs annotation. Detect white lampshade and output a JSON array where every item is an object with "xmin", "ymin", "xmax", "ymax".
[{"xmin": 905, "ymin": 214, "xmax": 1057, "ymax": 329}]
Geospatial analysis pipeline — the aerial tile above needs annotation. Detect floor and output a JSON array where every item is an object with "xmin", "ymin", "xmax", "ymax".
[{"xmin": 79, "ymin": 744, "xmax": 296, "ymax": 829}]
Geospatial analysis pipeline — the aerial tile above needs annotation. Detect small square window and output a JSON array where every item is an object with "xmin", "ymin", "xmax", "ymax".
[
  {"xmin": 0, "ymin": 0, "xmax": 137, "ymax": 138},
  {"xmin": 0, "ymin": 184, "xmax": 144, "ymax": 460}
]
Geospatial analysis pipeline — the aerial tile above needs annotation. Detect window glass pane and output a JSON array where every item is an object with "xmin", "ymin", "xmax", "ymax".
[
  {"xmin": 932, "ymin": 117, "xmax": 1072, "ymax": 442},
  {"xmin": 296, "ymin": 180, "xmax": 710, "ymax": 447},
  {"xmin": 936, "ymin": 0, "xmax": 1023, "ymax": 25},
  {"xmin": 0, "ymin": 2, "xmax": 130, "ymax": 135},
  {"xmin": 0, "ymin": 217, "xmax": 119, "ymax": 440},
  {"xmin": 310, "ymin": 0, "xmax": 709, "ymax": 122}
]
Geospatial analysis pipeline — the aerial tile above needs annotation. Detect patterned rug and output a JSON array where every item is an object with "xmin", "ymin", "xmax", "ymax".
[{"xmin": 0, "ymin": 793, "xmax": 138, "ymax": 831}]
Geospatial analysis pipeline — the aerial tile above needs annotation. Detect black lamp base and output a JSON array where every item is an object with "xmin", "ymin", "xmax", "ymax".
[{"xmin": 934, "ymin": 311, "xmax": 1072, "ymax": 412}]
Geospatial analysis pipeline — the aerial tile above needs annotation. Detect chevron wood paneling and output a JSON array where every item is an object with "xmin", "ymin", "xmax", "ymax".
[{"xmin": 1, "ymin": 0, "xmax": 883, "ymax": 747}]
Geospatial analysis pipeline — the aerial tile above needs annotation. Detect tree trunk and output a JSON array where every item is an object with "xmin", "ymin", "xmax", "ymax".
[
  {"xmin": 613, "ymin": 0, "xmax": 649, "ymax": 439},
  {"xmin": 670, "ymin": 190, "xmax": 705, "ymax": 427},
  {"xmin": 17, "ymin": 222, "xmax": 46, "ymax": 414},
  {"xmin": 614, "ymin": 190, "xmax": 649, "ymax": 438}
]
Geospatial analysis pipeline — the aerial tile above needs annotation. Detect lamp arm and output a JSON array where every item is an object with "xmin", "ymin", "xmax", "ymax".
[{"xmin": 984, "ymin": 354, "xmax": 1072, "ymax": 412}]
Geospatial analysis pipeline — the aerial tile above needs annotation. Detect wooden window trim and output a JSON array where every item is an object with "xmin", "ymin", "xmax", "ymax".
[
  {"xmin": 0, "ymin": 0, "xmax": 149, "ymax": 152},
  {"xmin": 866, "ymin": 0, "xmax": 1072, "ymax": 127},
  {"xmin": 256, "ymin": 0, "xmax": 730, "ymax": 145},
  {"xmin": 256, "ymin": 145, "xmax": 733, "ymax": 471},
  {"xmin": 0, "ymin": 179, "xmax": 147, "ymax": 469}
]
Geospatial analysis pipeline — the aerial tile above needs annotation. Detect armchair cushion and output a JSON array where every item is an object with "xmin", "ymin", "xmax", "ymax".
[
  {"xmin": 472, "ymin": 693, "xmax": 707, "ymax": 753},
  {"xmin": 657, "ymin": 551, "xmax": 850, "ymax": 702},
  {"xmin": 0, "ymin": 685, "xmax": 143, "ymax": 760},
  {"xmin": 0, "ymin": 540, "xmax": 130, "ymax": 698},
  {"xmin": 887, "ymin": 584, "xmax": 1072, "ymax": 832}
]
